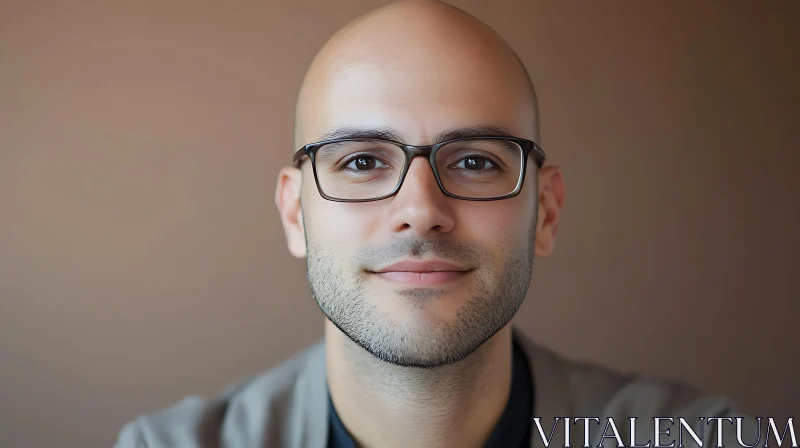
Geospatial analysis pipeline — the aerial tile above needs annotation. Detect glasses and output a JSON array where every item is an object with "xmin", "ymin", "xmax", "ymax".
[{"xmin": 292, "ymin": 136, "xmax": 546, "ymax": 202}]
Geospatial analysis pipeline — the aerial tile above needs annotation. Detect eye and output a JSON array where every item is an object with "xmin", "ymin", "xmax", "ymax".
[
  {"xmin": 343, "ymin": 154, "xmax": 388, "ymax": 171},
  {"xmin": 452, "ymin": 155, "xmax": 498, "ymax": 172}
]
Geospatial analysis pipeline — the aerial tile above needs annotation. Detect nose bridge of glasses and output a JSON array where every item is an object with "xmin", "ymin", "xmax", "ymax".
[
  {"xmin": 401, "ymin": 144, "xmax": 439, "ymax": 180},
  {"xmin": 404, "ymin": 144, "xmax": 435, "ymax": 160},
  {"xmin": 397, "ymin": 151, "xmax": 445, "ymax": 202},
  {"xmin": 399, "ymin": 144, "xmax": 443, "ymax": 191}
]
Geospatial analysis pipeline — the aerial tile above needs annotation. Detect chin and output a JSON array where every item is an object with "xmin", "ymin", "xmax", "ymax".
[
  {"xmin": 373, "ymin": 293, "xmax": 465, "ymax": 325},
  {"xmin": 371, "ymin": 332, "xmax": 483, "ymax": 368},
  {"xmin": 364, "ymin": 339, "xmax": 466, "ymax": 368},
  {"xmin": 329, "ymin": 308, "xmax": 498, "ymax": 368}
]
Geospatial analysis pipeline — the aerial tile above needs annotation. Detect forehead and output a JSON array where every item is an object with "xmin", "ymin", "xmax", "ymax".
[{"xmin": 300, "ymin": 56, "xmax": 536, "ymax": 145}]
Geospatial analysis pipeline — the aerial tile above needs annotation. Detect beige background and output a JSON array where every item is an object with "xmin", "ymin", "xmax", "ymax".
[{"xmin": 1, "ymin": 1, "xmax": 798, "ymax": 446}]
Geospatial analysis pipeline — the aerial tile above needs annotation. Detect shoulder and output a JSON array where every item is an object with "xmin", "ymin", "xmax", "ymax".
[
  {"xmin": 114, "ymin": 341, "xmax": 325, "ymax": 448},
  {"xmin": 557, "ymin": 357, "xmax": 760, "ymax": 447},
  {"xmin": 561, "ymin": 354, "xmax": 737, "ymax": 418},
  {"xmin": 516, "ymin": 331, "xmax": 737, "ymax": 417},
  {"xmin": 518, "ymin": 333, "xmax": 758, "ymax": 447}
]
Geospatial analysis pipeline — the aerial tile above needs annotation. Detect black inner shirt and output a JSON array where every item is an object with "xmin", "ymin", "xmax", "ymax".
[{"xmin": 327, "ymin": 339, "xmax": 534, "ymax": 448}]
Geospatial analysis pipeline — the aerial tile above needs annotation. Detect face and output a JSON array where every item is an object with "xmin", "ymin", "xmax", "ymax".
[{"xmin": 278, "ymin": 34, "xmax": 560, "ymax": 368}]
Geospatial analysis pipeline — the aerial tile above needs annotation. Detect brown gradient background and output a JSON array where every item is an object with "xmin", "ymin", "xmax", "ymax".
[{"xmin": 1, "ymin": 1, "xmax": 798, "ymax": 446}]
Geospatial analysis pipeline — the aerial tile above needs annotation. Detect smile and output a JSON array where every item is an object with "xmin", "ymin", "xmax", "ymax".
[
  {"xmin": 370, "ymin": 270, "xmax": 471, "ymax": 286},
  {"xmin": 367, "ymin": 259, "xmax": 473, "ymax": 286}
]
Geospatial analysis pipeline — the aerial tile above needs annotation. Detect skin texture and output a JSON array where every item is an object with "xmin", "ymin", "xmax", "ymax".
[{"xmin": 275, "ymin": 1, "xmax": 565, "ymax": 446}]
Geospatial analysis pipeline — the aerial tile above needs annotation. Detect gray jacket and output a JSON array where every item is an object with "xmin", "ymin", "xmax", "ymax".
[{"xmin": 115, "ymin": 330, "xmax": 763, "ymax": 447}]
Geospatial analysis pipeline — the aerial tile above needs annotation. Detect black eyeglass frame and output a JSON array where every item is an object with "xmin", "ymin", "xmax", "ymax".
[{"xmin": 292, "ymin": 136, "xmax": 546, "ymax": 202}]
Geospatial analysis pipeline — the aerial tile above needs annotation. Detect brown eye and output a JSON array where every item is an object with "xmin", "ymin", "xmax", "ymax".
[
  {"xmin": 354, "ymin": 157, "xmax": 376, "ymax": 170},
  {"xmin": 342, "ymin": 155, "xmax": 387, "ymax": 172},
  {"xmin": 464, "ymin": 157, "xmax": 485, "ymax": 170},
  {"xmin": 453, "ymin": 155, "xmax": 497, "ymax": 172}
]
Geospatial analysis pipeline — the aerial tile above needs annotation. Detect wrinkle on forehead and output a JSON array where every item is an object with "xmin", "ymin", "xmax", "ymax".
[{"xmin": 294, "ymin": 0, "xmax": 538, "ymax": 148}]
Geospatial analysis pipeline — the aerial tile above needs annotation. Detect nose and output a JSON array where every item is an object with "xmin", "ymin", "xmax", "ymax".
[{"xmin": 387, "ymin": 157, "xmax": 456, "ymax": 237}]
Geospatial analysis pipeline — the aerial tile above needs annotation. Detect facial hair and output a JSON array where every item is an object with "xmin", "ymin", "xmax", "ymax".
[{"xmin": 304, "ymin": 228, "xmax": 534, "ymax": 368}]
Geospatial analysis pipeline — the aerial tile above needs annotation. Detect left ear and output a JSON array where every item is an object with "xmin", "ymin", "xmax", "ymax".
[{"xmin": 534, "ymin": 166, "xmax": 565, "ymax": 257}]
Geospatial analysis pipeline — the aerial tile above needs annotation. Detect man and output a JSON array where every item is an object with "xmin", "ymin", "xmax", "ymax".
[{"xmin": 116, "ymin": 1, "xmax": 762, "ymax": 447}]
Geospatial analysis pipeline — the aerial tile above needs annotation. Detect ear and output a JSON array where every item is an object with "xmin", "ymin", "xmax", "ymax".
[
  {"xmin": 534, "ymin": 166, "xmax": 565, "ymax": 257},
  {"xmin": 275, "ymin": 167, "xmax": 307, "ymax": 258}
]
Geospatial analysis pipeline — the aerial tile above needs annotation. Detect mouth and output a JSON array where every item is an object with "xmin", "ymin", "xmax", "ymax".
[{"xmin": 367, "ymin": 259, "xmax": 474, "ymax": 286}]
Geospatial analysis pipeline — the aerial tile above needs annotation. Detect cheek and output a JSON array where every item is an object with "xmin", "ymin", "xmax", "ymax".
[
  {"xmin": 459, "ymin": 199, "xmax": 534, "ymax": 246},
  {"xmin": 302, "ymin": 189, "xmax": 380, "ymax": 244}
]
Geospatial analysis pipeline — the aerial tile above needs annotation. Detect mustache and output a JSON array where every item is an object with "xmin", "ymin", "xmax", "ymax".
[{"xmin": 355, "ymin": 236, "xmax": 490, "ymax": 269}]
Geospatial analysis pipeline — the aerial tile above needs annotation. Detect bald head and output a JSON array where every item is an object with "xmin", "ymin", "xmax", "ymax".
[{"xmin": 294, "ymin": 0, "xmax": 538, "ymax": 148}]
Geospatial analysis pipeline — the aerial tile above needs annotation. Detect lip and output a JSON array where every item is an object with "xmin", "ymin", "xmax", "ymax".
[
  {"xmin": 368, "ymin": 259, "xmax": 473, "ymax": 286},
  {"xmin": 371, "ymin": 260, "xmax": 471, "ymax": 273}
]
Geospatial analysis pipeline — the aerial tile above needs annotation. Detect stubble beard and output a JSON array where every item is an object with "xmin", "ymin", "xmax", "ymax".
[{"xmin": 305, "ymin": 233, "xmax": 534, "ymax": 369}]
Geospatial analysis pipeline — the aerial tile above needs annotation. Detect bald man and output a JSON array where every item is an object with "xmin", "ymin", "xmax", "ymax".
[{"xmin": 116, "ymin": 2, "xmax": 763, "ymax": 447}]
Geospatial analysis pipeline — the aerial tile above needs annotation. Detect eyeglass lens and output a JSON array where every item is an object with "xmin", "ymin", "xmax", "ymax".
[{"xmin": 312, "ymin": 139, "xmax": 524, "ymax": 200}]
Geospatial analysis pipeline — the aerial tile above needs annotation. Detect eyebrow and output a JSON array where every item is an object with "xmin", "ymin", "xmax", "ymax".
[
  {"xmin": 318, "ymin": 127, "xmax": 405, "ymax": 143},
  {"xmin": 316, "ymin": 124, "xmax": 517, "ymax": 145}
]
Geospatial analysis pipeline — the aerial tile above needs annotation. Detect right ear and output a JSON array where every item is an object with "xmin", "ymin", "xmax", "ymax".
[{"xmin": 275, "ymin": 167, "xmax": 307, "ymax": 258}]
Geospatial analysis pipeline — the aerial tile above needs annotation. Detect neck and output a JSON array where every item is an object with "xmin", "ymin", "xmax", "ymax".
[{"xmin": 325, "ymin": 321, "xmax": 514, "ymax": 448}]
